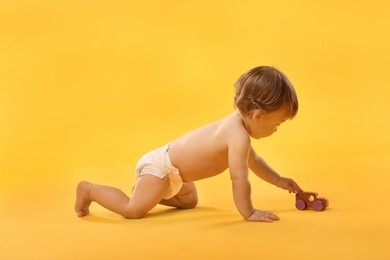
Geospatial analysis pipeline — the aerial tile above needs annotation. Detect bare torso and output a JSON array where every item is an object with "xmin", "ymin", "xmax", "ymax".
[{"xmin": 168, "ymin": 112, "xmax": 245, "ymax": 182}]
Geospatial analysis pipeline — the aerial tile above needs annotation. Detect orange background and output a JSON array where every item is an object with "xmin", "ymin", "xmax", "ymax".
[{"xmin": 1, "ymin": 0, "xmax": 389, "ymax": 259}]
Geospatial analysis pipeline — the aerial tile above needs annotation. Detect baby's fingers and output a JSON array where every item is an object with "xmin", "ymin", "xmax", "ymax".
[
  {"xmin": 293, "ymin": 181, "xmax": 303, "ymax": 192},
  {"xmin": 247, "ymin": 210, "xmax": 280, "ymax": 222},
  {"xmin": 264, "ymin": 212, "xmax": 280, "ymax": 222},
  {"xmin": 261, "ymin": 215, "xmax": 280, "ymax": 223},
  {"xmin": 289, "ymin": 180, "xmax": 303, "ymax": 193}
]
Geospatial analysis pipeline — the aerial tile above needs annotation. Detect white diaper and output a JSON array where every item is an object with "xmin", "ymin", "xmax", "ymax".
[{"xmin": 135, "ymin": 144, "xmax": 183, "ymax": 200}]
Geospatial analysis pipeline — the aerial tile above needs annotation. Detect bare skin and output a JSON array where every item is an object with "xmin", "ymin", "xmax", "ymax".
[{"xmin": 75, "ymin": 108, "xmax": 302, "ymax": 222}]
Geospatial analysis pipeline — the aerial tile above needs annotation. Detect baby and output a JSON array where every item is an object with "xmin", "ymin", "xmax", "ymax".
[{"xmin": 75, "ymin": 66, "xmax": 302, "ymax": 222}]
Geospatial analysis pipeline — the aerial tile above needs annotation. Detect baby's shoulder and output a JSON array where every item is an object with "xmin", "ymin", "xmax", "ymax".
[{"xmin": 218, "ymin": 113, "xmax": 250, "ymax": 140}]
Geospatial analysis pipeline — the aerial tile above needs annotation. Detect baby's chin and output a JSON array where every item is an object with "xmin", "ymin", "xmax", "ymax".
[
  {"xmin": 250, "ymin": 133, "xmax": 273, "ymax": 139},
  {"xmin": 249, "ymin": 134, "xmax": 262, "ymax": 139}
]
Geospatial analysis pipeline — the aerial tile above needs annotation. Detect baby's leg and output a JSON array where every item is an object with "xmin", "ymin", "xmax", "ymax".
[
  {"xmin": 75, "ymin": 175, "xmax": 169, "ymax": 218},
  {"xmin": 159, "ymin": 182, "xmax": 198, "ymax": 209},
  {"xmin": 75, "ymin": 181, "xmax": 93, "ymax": 217}
]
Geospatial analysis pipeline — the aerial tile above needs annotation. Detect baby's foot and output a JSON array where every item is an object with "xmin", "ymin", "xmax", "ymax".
[{"xmin": 75, "ymin": 181, "xmax": 93, "ymax": 217}]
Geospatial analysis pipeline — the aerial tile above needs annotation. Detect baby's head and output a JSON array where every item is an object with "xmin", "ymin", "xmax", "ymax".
[{"xmin": 234, "ymin": 66, "xmax": 298, "ymax": 119}]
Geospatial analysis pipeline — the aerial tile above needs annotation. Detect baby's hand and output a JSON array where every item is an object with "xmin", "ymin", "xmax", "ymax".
[
  {"xmin": 277, "ymin": 177, "xmax": 303, "ymax": 193},
  {"xmin": 246, "ymin": 209, "xmax": 280, "ymax": 223}
]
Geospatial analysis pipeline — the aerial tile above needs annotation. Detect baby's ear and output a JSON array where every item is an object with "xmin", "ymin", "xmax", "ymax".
[{"xmin": 253, "ymin": 109, "xmax": 266, "ymax": 120}]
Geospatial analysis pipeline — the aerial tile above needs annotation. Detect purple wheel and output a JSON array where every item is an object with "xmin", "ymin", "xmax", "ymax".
[
  {"xmin": 313, "ymin": 200, "xmax": 325, "ymax": 211},
  {"xmin": 295, "ymin": 199, "xmax": 306, "ymax": 210}
]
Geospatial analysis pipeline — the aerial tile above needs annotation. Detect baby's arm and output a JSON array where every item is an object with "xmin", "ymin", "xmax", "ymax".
[
  {"xmin": 228, "ymin": 134, "xmax": 279, "ymax": 222},
  {"xmin": 248, "ymin": 146, "xmax": 302, "ymax": 193},
  {"xmin": 228, "ymin": 133, "xmax": 254, "ymax": 219}
]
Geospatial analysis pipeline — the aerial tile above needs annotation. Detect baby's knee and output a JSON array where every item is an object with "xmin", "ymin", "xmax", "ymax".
[
  {"xmin": 178, "ymin": 193, "xmax": 198, "ymax": 209},
  {"xmin": 184, "ymin": 197, "xmax": 198, "ymax": 209},
  {"xmin": 122, "ymin": 208, "xmax": 145, "ymax": 219}
]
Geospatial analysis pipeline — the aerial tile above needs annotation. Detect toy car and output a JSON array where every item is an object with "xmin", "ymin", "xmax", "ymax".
[{"xmin": 295, "ymin": 191, "xmax": 329, "ymax": 211}]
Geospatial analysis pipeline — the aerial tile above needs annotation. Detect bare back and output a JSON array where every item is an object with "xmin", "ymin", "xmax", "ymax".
[{"xmin": 168, "ymin": 111, "xmax": 247, "ymax": 182}]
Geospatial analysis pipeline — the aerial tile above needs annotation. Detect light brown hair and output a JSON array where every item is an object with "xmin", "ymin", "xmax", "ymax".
[{"xmin": 234, "ymin": 66, "xmax": 298, "ymax": 118}]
